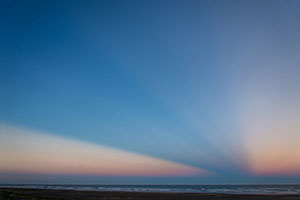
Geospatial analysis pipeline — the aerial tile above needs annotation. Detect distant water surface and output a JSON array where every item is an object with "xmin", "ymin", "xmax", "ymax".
[{"xmin": 1, "ymin": 184, "xmax": 300, "ymax": 195}]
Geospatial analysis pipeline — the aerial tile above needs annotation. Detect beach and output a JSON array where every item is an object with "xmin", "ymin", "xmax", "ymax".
[{"xmin": 1, "ymin": 188, "xmax": 300, "ymax": 200}]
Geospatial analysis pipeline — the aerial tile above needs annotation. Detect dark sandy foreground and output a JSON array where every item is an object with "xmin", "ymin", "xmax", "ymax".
[{"xmin": 1, "ymin": 188, "xmax": 300, "ymax": 200}]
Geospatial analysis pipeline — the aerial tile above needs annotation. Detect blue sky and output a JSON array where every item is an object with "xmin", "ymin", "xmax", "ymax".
[{"xmin": 1, "ymin": 0, "xmax": 300, "ymax": 184}]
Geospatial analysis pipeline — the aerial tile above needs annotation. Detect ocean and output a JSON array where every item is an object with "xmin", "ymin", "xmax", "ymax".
[{"xmin": 1, "ymin": 184, "xmax": 300, "ymax": 195}]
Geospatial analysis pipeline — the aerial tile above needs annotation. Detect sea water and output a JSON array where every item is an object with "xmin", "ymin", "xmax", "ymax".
[{"xmin": 1, "ymin": 184, "xmax": 300, "ymax": 194}]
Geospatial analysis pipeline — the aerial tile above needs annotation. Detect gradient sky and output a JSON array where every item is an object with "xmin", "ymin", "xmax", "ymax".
[{"xmin": 0, "ymin": 0, "xmax": 300, "ymax": 184}]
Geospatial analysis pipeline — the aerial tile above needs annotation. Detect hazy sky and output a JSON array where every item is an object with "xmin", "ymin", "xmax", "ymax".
[{"xmin": 1, "ymin": 0, "xmax": 300, "ymax": 184}]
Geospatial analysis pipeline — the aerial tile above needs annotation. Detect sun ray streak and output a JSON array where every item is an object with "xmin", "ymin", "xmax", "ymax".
[{"xmin": 0, "ymin": 124, "xmax": 209, "ymax": 177}]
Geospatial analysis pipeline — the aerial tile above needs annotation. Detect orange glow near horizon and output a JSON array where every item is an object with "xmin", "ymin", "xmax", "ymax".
[
  {"xmin": 0, "ymin": 124, "xmax": 208, "ymax": 177},
  {"xmin": 243, "ymin": 123, "xmax": 300, "ymax": 175},
  {"xmin": 238, "ymin": 85, "xmax": 300, "ymax": 176}
]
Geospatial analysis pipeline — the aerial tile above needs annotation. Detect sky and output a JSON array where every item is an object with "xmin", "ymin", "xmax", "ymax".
[{"xmin": 0, "ymin": 0, "xmax": 300, "ymax": 184}]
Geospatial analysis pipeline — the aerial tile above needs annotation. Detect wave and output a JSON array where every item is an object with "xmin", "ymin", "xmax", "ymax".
[{"xmin": 1, "ymin": 184, "xmax": 300, "ymax": 195}]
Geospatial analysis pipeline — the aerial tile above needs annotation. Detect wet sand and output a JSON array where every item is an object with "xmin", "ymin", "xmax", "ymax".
[{"xmin": 1, "ymin": 188, "xmax": 300, "ymax": 200}]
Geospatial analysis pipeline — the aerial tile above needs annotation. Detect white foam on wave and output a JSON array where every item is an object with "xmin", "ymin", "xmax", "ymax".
[{"xmin": 1, "ymin": 185, "xmax": 300, "ymax": 195}]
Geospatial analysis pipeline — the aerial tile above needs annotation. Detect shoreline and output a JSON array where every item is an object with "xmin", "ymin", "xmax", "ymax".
[
  {"xmin": 1, "ymin": 188, "xmax": 300, "ymax": 200},
  {"xmin": 2, "ymin": 184, "xmax": 300, "ymax": 194}
]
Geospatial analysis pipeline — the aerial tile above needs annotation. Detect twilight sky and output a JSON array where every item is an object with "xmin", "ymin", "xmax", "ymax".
[{"xmin": 0, "ymin": 0, "xmax": 300, "ymax": 184}]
